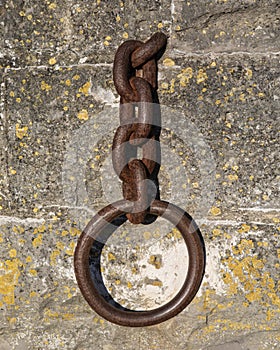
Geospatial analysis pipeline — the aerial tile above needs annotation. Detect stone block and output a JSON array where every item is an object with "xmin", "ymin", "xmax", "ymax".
[
  {"xmin": 1, "ymin": 0, "xmax": 172, "ymax": 68},
  {"xmin": 171, "ymin": 0, "xmax": 280, "ymax": 53}
]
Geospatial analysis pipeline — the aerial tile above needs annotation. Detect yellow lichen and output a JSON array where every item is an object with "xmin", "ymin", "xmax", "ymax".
[
  {"xmin": 32, "ymin": 234, "xmax": 43, "ymax": 248},
  {"xmin": 77, "ymin": 109, "xmax": 89, "ymax": 120},
  {"xmin": 78, "ymin": 81, "xmax": 91, "ymax": 96},
  {"xmin": 9, "ymin": 167, "xmax": 17, "ymax": 175},
  {"xmin": 210, "ymin": 206, "xmax": 221, "ymax": 216},
  {"xmin": 9, "ymin": 249, "xmax": 17, "ymax": 258},
  {"xmin": 196, "ymin": 69, "xmax": 208, "ymax": 84},
  {"xmin": 212, "ymin": 229, "xmax": 221, "ymax": 237},
  {"xmin": 41, "ymin": 81, "xmax": 52, "ymax": 91},
  {"xmin": 108, "ymin": 252, "xmax": 116, "ymax": 261},
  {"xmin": 227, "ymin": 174, "xmax": 238, "ymax": 181},
  {"xmin": 177, "ymin": 67, "xmax": 193, "ymax": 87},
  {"xmin": 163, "ymin": 58, "xmax": 175, "ymax": 67},
  {"xmin": 48, "ymin": 3, "xmax": 57, "ymax": 10},
  {"xmin": 50, "ymin": 249, "xmax": 60, "ymax": 265},
  {"xmin": 148, "ymin": 255, "xmax": 162, "ymax": 269},
  {"xmin": 245, "ymin": 68, "xmax": 253, "ymax": 79},
  {"xmin": 143, "ymin": 231, "xmax": 151, "ymax": 240},
  {"xmin": 48, "ymin": 57, "xmax": 57, "ymax": 65},
  {"xmin": 152, "ymin": 280, "xmax": 163, "ymax": 287},
  {"xmin": 65, "ymin": 241, "xmax": 75, "ymax": 256},
  {"xmin": 0, "ymin": 259, "xmax": 22, "ymax": 305}
]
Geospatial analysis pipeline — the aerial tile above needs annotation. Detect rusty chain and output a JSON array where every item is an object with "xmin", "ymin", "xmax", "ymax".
[
  {"xmin": 112, "ymin": 32, "xmax": 167, "ymax": 224},
  {"xmin": 74, "ymin": 33, "xmax": 206, "ymax": 327}
]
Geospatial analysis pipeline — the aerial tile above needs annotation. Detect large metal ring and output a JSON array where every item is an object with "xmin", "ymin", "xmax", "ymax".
[{"xmin": 74, "ymin": 199, "xmax": 205, "ymax": 327}]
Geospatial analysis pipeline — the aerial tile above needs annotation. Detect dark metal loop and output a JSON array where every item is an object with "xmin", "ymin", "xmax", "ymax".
[
  {"xmin": 74, "ymin": 199, "xmax": 205, "ymax": 327},
  {"xmin": 122, "ymin": 159, "xmax": 149, "ymax": 224},
  {"xmin": 131, "ymin": 32, "xmax": 168, "ymax": 69},
  {"xmin": 113, "ymin": 40, "xmax": 142, "ymax": 101},
  {"xmin": 112, "ymin": 123, "xmax": 160, "ymax": 189}
]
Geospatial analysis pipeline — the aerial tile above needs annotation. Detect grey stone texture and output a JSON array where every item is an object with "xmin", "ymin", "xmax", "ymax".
[{"xmin": 0, "ymin": 0, "xmax": 279, "ymax": 349}]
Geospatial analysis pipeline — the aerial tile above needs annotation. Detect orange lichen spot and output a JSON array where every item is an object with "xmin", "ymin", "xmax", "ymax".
[
  {"xmin": 122, "ymin": 32, "xmax": 129, "ymax": 39},
  {"xmin": 15, "ymin": 124, "xmax": 28, "ymax": 139}
]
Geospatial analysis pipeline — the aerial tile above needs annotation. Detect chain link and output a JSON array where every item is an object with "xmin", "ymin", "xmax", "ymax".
[{"xmin": 112, "ymin": 32, "xmax": 167, "ymax": 224}]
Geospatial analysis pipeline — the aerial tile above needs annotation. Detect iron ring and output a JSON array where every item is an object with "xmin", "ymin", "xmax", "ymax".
[{"xmin": 74, "ymin": 199, "xmax": 205, "ymax": 327}]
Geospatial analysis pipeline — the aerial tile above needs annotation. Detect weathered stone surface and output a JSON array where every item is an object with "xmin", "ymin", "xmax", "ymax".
[
  {"xmin": 1, "ymin": 0, "xmax": 172, "ymax": 68},
  {"xmin": 171, "ymin": 0, "xmax": 280, "ymax": 53},
  {"xmin": 0, "ymin": 1, "xmax": 279, "ymax": 349},
  {"xmin": 157, "ymin": 54, "xmax": 280, "ymax": 213},
  {"xmin": 2, "ymin": 65, "xmax": 115, "ymax": 218},
  {"xmin": 0, "ymin": 217, "xmax": 279, "ymax": 349}
]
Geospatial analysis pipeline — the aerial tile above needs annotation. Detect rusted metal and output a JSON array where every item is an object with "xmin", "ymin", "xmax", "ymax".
[
  {"xmin": 112, "ymin": 32, "xmax": 166, "ymax": 223},
  {"xmin": 74, "ymin": 32, "xmax": 206, "ymax": 327},
  {"xmin": 74, "ymin": 199, "xmax": 205, "ymax": 327}
]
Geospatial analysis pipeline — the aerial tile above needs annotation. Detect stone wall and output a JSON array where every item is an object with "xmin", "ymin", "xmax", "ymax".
[{"xmin": 0, "ymin": 1, "xmax": 279, "ymax": 349}]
